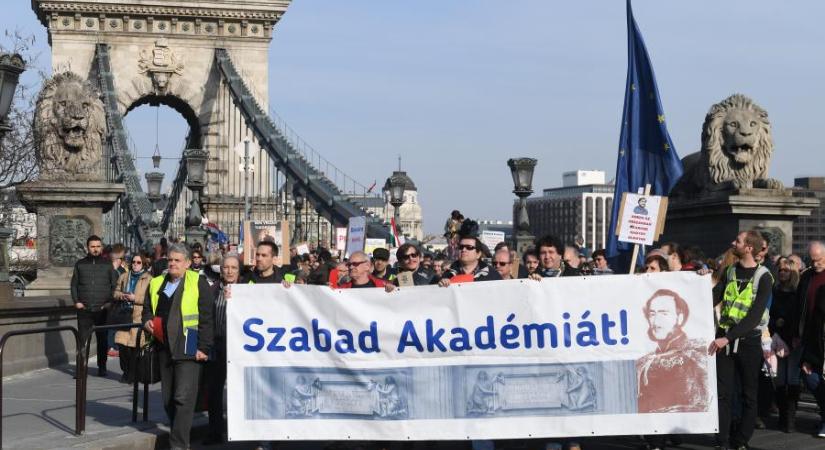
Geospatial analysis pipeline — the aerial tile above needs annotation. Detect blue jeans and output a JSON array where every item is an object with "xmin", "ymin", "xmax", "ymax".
[{"xmin": 803, "ymin": 370, "xmax": 824, "ymax": 393}]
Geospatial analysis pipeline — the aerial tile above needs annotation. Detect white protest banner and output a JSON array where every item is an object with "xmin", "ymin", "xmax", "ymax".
[
  {"xmin": 227, "ymin": 272, "xmax": 717, "ymax": 441},
  {"xmin": 480, "ymin": 230, "xmax": 506, "ymax": 251},
  {"xmin": 616, "ymin": 193, "xmax": 666, "ymax": 246},
  {"xmin": 364, "ymin": 238, "xmax": 387, "ymax": 255},
  {"xmin": 345, "ymin": 216, "xmax": 366, "ymax": 257},
  {"xmin": 335, "ymin": 227, "xmax": 348, "ymax": 251}
]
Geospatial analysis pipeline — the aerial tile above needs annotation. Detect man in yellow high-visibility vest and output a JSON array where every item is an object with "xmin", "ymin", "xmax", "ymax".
[
  {"xmin": 708, "ymin": 230, "xmax": 772, "ymax": 450},
  {"xmin": 142, "ymin": 243, "xmax": 213, "ymax": 450}
]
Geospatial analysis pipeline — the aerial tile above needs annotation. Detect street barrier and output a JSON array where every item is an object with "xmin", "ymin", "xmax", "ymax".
[
  {"xmin": 0, "ymin": 326, "xmax": 82, "ymax": 448},
  {"xmin": 82, "ymin": 323, "xmax": 149, "ymax": 430}
]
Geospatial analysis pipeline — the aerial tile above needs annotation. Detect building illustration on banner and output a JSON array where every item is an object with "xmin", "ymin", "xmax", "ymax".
[{"xmin": 244, "ymin": 362, "xmax": 622, "ymax": 422}]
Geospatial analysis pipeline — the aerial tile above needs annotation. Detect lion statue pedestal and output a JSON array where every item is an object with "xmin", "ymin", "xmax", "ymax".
[
  {"xmin": 14, "ymin": 72, "xmax": 124, "ymax": 296},
  {"xmin": 663, "ymin": 94, "xmax": 818, "ymax": 257}
]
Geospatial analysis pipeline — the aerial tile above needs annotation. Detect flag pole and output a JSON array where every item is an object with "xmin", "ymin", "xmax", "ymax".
[{"xmin": 628, "ymin": 183, "xmax": 652, "ymax": 274}]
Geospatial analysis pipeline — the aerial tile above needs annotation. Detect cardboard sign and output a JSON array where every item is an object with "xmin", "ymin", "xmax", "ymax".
[
  {"xmin": 615, "ymin": 193, "xmax": 668, "ymax": 246},
  {"xmin": 242, "ymin": 220, "xmax": 290, "ymax": 266},
  {"xmin": 396, "ymin": 271, "xmax": 414, "ymax": 287}
]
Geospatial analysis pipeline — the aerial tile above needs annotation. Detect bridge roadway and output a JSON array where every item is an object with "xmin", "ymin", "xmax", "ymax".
[{"xmin": 2, "ymin": 361, "xmax": 823, "ymax": 449}]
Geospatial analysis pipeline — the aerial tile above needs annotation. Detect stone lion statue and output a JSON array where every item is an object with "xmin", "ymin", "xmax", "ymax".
[
  {"xmin": 34, "ymin": 72, "xmax": 105, "ymax": 181},
  {"xmin": 672, "ymin": 94, "xmax": 782, "ymax": 195}
]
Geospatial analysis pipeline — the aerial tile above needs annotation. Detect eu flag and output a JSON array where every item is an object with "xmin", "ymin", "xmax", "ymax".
[{"xmin": 605, "ymin": 0, "xmax": 684, "ymax": 271}]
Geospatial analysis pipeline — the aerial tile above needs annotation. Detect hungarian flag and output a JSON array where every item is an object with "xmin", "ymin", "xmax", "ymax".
[{"xmin": 389, "ymin": 217, "xmax": 405, "ymax": 247}]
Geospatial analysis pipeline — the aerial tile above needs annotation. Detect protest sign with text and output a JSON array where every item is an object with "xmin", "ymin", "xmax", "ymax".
[
  {"xmin": 345, "ymin": 216, "xmax": 366, "ymax": 257},
  {"xmin": 616, "ymin": 193, "xmax": 667, "ymax": 246},
  {"xmin": 480, "ymin": 230, "xmax": 506, "ymax": 251},
  {"xmin": 227, "ymin": 272, "xmax": 717, "ymax": 441}
]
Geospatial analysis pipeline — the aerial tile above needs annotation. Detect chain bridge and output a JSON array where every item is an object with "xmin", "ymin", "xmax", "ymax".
[{"xmin": 31, "ymin": 0, "xmax": 389, "ymax": 251}]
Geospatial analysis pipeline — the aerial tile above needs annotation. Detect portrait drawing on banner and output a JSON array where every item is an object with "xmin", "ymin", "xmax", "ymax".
[{"xmin": 636, "ymin": 288, "xmax": 709, "ymax": 413}]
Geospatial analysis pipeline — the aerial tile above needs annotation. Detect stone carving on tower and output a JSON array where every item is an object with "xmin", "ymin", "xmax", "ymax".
[
  {"xmin": 138, "ymin": 38, "xmax": 185, "ymax": 94},
  {"xmin": 673, "ymin": 94, "xmax": 783, "ymax": 196},
  {"xmin": 34, "ymin": 72, "xmax": 105, "ymax": 182}
]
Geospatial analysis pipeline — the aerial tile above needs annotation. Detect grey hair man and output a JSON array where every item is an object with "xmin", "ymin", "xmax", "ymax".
[{"xmin": 142, "ymin": 243, "xmax": 214, "ymax": 449}]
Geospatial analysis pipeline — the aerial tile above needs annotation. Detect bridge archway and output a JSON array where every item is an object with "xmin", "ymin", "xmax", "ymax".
[
  {"xmin": 125, "ymin": 95, "xmax": 202, "ymax": 150},
  {"xmin": 32, "ymin": 0, "xmax": 388, "ymax": 247}
]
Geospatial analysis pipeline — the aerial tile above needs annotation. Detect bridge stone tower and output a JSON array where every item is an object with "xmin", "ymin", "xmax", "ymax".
[{"xmin": 31, "ymin": 0, "xmax": 292, "ymax": 245}]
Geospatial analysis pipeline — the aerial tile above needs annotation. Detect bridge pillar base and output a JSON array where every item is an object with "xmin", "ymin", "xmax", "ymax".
[{"xmin": 15, "ymin": 181, "xmax": 125, "ymax": 297}]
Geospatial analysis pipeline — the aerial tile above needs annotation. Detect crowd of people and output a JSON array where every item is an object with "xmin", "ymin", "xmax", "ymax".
[{"xmin": 67, "ymin": 215, "xmax": 825, "ymax": 450}]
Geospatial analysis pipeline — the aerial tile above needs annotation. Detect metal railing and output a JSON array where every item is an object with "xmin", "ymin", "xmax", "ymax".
[
  {"xmin": 0, "ymin": 322, "xmax": 152, "ymax": 448},
  {"xmin": 0, "ymin": 326, "xmax": 82, "ymax": 447},
  {"xmin": 215, "ymin": 48, "xmax": 389, "ymax": 238},
  {"xmin": 161, "ymin": 157, "xmax": 188, "ymax": 233},
  {"xmin": 82, "ymin": 323, "xmax": 150, "ymax": 428},
  {"xmin": 95, "ymin": 43, "xmax": 155, "ymax": 246}
]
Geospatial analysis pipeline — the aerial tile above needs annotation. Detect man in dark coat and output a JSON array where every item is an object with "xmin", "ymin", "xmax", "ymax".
[{"xmin": 71, "ymin": 235, "xmax": 119, "ymax": 377}]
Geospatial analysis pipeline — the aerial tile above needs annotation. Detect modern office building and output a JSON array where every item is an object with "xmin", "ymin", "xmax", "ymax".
[
  {"xmin": 521, "ymin": 170, "xmax": 614, "ymax": 251},
  {"xmin": 792, "ymin": 177, "xmax": 825, "ymax": 254}
]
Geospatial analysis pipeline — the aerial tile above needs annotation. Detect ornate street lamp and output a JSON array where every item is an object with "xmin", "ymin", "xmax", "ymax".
[
  {"xmin": 293, "ymin": 187, "xmax": 304, "ymax": 244},
  {"xmin": 387, "ymin": 173, "xmax": 406, "ymax": 234},
  {"xmin": 183, "ymin": 148, "xmax": 209, "ymax": 247},
  {"xmin": 507, "ymin": 157, "xmax": 537, "ymax": 255},
  {"xmin": 0, "ymin": 53, "xmax": 25, "ymax": 139},
  {"xmin": 184, "ymin": 148, "xmax": 208, "ymax": 188},
  {"xmin": 145, "ymin": 145, "xmax": 164, "ymax": 208}
]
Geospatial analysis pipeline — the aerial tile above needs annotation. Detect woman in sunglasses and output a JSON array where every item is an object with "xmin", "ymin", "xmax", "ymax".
[{"xmin": 113, "ymin": 253, "xmax": 152, "ymax": 383}]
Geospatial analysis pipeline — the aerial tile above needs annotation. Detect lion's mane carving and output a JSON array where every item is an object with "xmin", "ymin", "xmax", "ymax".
[
  {"xmin": 35, "ymin": 72, "xmax": 105, "ymax": 181},
  {"xmin": 673, "ymin": 94, "xmax": 782, "ymax": 195}
]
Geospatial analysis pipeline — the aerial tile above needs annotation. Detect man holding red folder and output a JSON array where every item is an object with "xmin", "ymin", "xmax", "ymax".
[{"xmin": 142, "ymin": 243, "xmax": 214, "ymax": 450}]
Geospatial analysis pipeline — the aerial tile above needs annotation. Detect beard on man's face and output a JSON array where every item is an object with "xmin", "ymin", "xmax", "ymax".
[{"xmin": 649, "ymin": 324, "xmax": 681, "ymax": 342}]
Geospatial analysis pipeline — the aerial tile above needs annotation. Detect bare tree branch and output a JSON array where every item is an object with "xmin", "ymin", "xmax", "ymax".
[{"xmin": 0, "ymin": 30, "xmax": 48, "ymax": 190}]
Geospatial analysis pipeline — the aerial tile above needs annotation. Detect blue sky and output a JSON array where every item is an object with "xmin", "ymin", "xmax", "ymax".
[{"xmin": 4, "ymin": 1, "xmax": 825, "ymax": 235}]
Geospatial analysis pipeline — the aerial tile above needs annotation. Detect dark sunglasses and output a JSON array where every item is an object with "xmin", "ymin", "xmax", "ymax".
[
  {"xmin": 347, "ymin": 261, "xmax": 368, "ymax": 268},
  {"xmin": 131, "ymin": 260, "xmax": 143, "ymax": 265},
  {"xmin": 493, "ymin": 261, "xmax": 509, "ymax": 267},
  {"xmin": 401, "ymin": 253, "xmax": 420, "ymax": 260},
  {"xmin": 458, "ymin": 244, "xmax": 477, "ymax": 251}
]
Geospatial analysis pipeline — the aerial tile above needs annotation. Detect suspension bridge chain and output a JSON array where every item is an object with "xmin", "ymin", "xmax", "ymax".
[
  {"xmin": 95, "ymin": 43, "xmax": 155, "ymax": 246},
  {"xmin": 160, "ymin": 157, "xmax": 188, "ymax": 233},
  {"xmin": 215, "ymin": 48, "xmax": 389, "ymax": 237}
]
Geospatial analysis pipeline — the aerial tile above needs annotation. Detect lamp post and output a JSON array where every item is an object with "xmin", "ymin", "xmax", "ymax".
[
  {"xmin": 0, "ymin": 53, "xmax": 25, "ymax": 140},
  {"xmin": 183, "ymin": 148, "xmax": 209, "ymax": 247},
  {"xmin": 293, "ymin": 188, "xmax": 304, "ymax": 244},
  {"xmin": 387, "ymin": 174, "xmax": 406, "ymax": 235},
  {"xmin": 145, "ymin": 148, "xmax": 165, "ymax": 209},
  {"xmin": 144, "ymin": 147, "xmax": 165, "ymax": 250},
  {"xmin": 507, "ymin": 157, "xmax": 537, "ymax": 256}
]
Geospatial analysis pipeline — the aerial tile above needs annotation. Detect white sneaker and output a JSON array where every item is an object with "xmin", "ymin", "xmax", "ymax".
[{"xmin": 818, "ymin": 421, "xmax": 825, "ymax": 437}]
